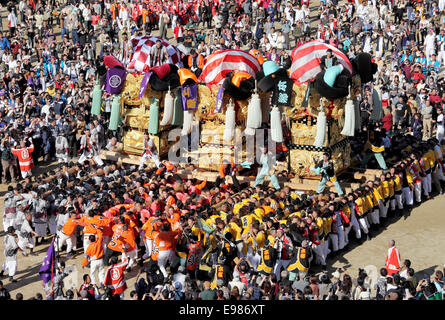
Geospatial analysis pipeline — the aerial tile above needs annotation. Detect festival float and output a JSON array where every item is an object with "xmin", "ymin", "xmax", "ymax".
[{"xmin": 94, "ymin": 37, "xmax": 378, "ymax": 185}]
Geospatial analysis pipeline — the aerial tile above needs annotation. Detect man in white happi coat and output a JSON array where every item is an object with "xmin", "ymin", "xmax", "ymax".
[
  {"xmin": 3, "ymin": 185, "xmax": 23, "ymax": 232},
  {"xmin": 17, "ymin": 213, "xmax": 39, "ymax": 256},
  {"xmin": 0, "ymin": 226, "xmax": 20, "ymax": 282}
]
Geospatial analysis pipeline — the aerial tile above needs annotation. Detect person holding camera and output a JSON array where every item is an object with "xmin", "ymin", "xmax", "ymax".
[{"xmin": 415, "ymin": 276, "xmax": 443, "ymax": 300}]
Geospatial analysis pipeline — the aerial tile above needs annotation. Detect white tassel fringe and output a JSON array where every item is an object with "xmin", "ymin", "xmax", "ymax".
[
  {"xmin": 181, "ymin": 110, "xmax": 194, "ymax": 135},
  {"xmin": 270, "ymin": 106, "xmax": 283, "ymax": 142},
  {"xmin": 223, "ymin": 101, "xmax": 236, "ymax": 142},
  {"xmin": 160, "ymin": 89, "xmax": 174, "ymax": 126}
]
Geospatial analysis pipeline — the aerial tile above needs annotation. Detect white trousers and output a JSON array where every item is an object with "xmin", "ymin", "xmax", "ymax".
[
  {"xmin": 143, "ymin": 238, "xmax": 153, "ymax": 258},
  {"xmin": 337, "ymin": 226, "xmax": 346, "ymax": 250},
  {"xmin": 273, "ymin": 259, "xmax": 290, "ymax": 281},
  {"xmin": 395, "ymin": 193, "xmax": 404, "ymax": 209},
  {"xmin": 437, "ymin": 165, "xmax": 445, "ymax": 181},
  {"xmin": 422, "ymin": 175, "xmax": 429, "ymax": 196},
  {"xmin": 329, "ymin": 233, "xmax": 339, "ymax": 252},
  {"xmin": 56, "ymin": 153, "xmax": 70, "ymax": 163},
  {"xmin": 3, "ymin": 214, "xmax": 15, "ymax": 233},
  {"xmin": 247, "ymin": 252, "xmax": 261, "ymax": 270},
  {"xmin": 1, "ymin": 259, "xmax": 17, "ymax": 277},
  {"xmin": 18, "ymin": 236, "xmax": 34, "ymax": 251},
  {"xmin": 425, "ymin": 47, "xmax": 435, "ymax": 62},
  {"xmin": 157, "ymin": 249, "xmax": 176, "ymax": 278},
  {"xmin": 378, "ymin": 200, "xmax": 387, "ymax": 218},
  {"xmin": 313, "ymin": 243, "xmax": 326, "ymax": 266},
  {"xmin": 414, "ymin": 181, "xmax": 422, "ymax": 203},
  {"xmin": 323, "ymin": 237, "xmax": 331, "ymax": 258},
  {"xmin": 437, "ymin": 126, "xmax": 444, "ymax": 143},
  {"xmin": 90, "ymin": 259, "xmax": 105, "ymax": 285},
  {"xmin": 369, "ymin": 209, "xmax": 380, "ymax": 225},
  {"xmin": 390, "ymin": 198, "xmax": 396, "ymax": 211},
  {"xmin": 439, "ymin": 50, "xmax": 445, "ymax": 67},
  {"xmin": 344, "ymin": 225, "xmax": 351, "ymax": 245},
  {"xmin": 350, "ymin": 214, "xmax": 362, "ymax": 238},
  {"xmin": 358, "ymin": 217, "xmax": 369, "ymax": 235},
  {"xmin": 21, "ymin": 170, "xmax": 32, "ymax": 179},
  {"xmin": 123, "ymin": 247, "xmax": 138, "ymax": 269},
  {"xmin": 139, "ymin": 152, "xmax": 160, "ymax": 169},
  {"xmin": 426, "ymin": 173, "xmax": 432, "ymax": 194},
  {"xmin": 56, "ymin": 232, "xmax": 76, "ymax": 253},
  {"xmin": 402, "ymin": 187, "xmax": 413, "ymax": 206}
]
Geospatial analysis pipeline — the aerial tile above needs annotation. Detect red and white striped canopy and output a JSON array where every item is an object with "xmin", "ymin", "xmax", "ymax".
[
  {"xmin": 128, "ymin": 36, "xmax": 182, "ymax": 73},
  {"xmin": 199, "ymin": 49, "xmax": 261, "ymax": 86},
  {"xmin": 290, "ymin": 40, "xmax": 353, "ymax": 84}
]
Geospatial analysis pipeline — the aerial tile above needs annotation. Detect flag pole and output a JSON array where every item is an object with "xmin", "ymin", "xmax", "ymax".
[{"xmin": 50, "ymin": 238, "xmax": 55, "ymax": 291}]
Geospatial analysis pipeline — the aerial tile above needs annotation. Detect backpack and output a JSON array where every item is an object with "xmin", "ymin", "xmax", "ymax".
[{"xmin": 1, "ymin": 147, "xmax": 13, "ymax": 161}]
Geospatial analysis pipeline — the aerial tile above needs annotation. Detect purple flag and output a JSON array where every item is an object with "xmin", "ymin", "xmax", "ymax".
[
  {"xmin": 139, "ymin": 71, "xmax": 152, "ymax": 98},
  {"xmin": 105, "ymin": 67, "xmax": 127, "ymax": 95},
  {"xmin": 181, "ymin": 84, "xmax": 198, "ymax": 111},
  {"xmin": 215, "ymin": 86, "xmax": 225, "ymax": 113},
  {"xmin": 39, "ymin": 239, "xmax": 56, "ymax": 284}
]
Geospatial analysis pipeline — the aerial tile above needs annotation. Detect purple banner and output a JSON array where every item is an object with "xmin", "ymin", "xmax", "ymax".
[
  {"xmin": 39, "ymin": 239, "xmax": 55, "ymax": 284},
  {"xmin": 105, "ymin": 67, "xmax": 127, "ymax": 95},
  {"xmin": 215, "ymin": 86, "xmax": 225, "ymax": 113},
  {"xmin": 138, "ymin": 71, "xmax": 152, "ymax": 98},
  {"xmin": 181, "ymin": 84, "xmax": 198, "ymax": 111}
]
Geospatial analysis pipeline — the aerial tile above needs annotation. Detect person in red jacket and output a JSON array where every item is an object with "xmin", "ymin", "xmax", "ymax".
[
  {"xmin": 103, "ymin": 255, "xmax": 128, "ymax": 299},
  {"xmin": 11, "ymin": 137, "xmax": 34, "ymax": 179}
]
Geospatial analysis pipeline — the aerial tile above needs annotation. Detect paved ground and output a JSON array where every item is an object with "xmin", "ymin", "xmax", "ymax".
[{"xmin": 0, "ymin": 3, "xmax": 445, "ymax": 300}]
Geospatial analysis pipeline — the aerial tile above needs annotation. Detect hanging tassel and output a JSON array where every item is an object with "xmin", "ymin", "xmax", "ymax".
[
  {"xmin": 313, "ymin": 100, "xmax": 327, "ymax": 148},
  {"xmin": 341, "ymin": 87, "xmax": 356, "ymax": 136},
  {"xmin": 91, "ymin": 79, "xmax": 102, "ymax": 116},
  {"xmin": 270, "ymin": 106, "xmax": 283, "ymax": 143},
  {"xmin": 246, "ymin": 81, "xmax": 262, "ymax": 130},
  {"xmin": 181, "ymin": 110, "xmax": 194, "ymax": 135},
  {"xmin": 371, "ymin": 88, "xmax": 383, "ymax": 122},
  {"xmin": 160, "ymin": 88, "xmax": 174, "ymax": 126},
  {"xmin": 172, "ymin": 88, "xmax": 184, "ymax": 126},
  {"xmin": 108, "ymin": 94, "xmax": 121, "ymax": 131},
  {"xmin": 148, "ymin": 98, "xmax": 159, "ymax": 134},
  {"xmin": 261, "ymin": 94, "xmax": 270, "ymax": 124},
  {"xmin": 223, "ymin": 100, "xmax": 236, "ymax": 142}
]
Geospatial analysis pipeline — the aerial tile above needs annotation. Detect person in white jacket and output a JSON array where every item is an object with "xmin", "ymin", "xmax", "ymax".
[
  {"xmin": 436, "ymin": 107, "xmax": 444, "ymax": 143},
  {"xmin": 425, "ymin": 29, "xmax": 436, "ymax": 61}
]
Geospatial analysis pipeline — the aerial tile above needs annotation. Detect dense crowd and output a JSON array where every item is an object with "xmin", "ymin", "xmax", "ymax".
[{"xmin": 0, "ymin": 0, "xmax": 444, "ymax": 301}]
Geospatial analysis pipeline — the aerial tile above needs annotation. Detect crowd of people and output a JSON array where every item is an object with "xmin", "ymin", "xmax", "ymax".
[{"xmin": 0, "ymin": 0, "xmax": 444, "ymax": 301}]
